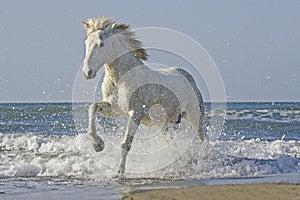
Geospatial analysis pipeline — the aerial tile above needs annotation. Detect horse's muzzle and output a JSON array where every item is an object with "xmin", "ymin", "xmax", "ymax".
[{"xmin": 87, "ymin": 69, "xmax": 93, "ymax": 76}]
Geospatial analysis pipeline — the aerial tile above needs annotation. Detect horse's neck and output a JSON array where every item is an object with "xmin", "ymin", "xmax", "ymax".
[
  {"xmin": 102, "ymin": 37, "xmax": 146, "ymax": 103},
  {"xmin": 104, "ymin": 52, "xmax": 144, "ymax": 83}
]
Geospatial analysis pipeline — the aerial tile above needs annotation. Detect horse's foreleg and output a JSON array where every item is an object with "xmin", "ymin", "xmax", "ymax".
[
  {"xmin": 88, "ymin": 103, "xmax": 105, "ymax": 152},
  {"xmin": 197, "ymin": 128, "xmax": 205, "ymax": 141},
  {"xmin": 118, "ymin": 110, "xmax": 142, "ymax": 176}
]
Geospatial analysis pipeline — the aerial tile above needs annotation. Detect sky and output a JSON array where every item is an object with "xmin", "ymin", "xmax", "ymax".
[{"xmin": 0, "ymin": 0, "xmax": 299, "ymax": 102}]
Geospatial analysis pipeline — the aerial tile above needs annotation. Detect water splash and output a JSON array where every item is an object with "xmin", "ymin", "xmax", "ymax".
[{"xmin": 1, "ymin": 132, "xmax": 299, "ymax": 181}]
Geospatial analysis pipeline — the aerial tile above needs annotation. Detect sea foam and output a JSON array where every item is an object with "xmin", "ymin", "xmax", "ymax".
[{"xmin": 0, "ymin": 132, "xmax": 299, "ymax": 181}]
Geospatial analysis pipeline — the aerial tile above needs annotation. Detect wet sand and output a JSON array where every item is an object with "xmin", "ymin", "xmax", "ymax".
[{"xmin": 122, "ymin": 183, "xmax": 300, "ymax": 200}]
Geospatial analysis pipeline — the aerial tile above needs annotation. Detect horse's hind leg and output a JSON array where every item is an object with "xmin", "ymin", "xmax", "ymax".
[
  {"xmin": 88, "ymin": 102, "xmax": 105, "ymax": 152},
  {"xmin": 186, "ymin": 112, "xmax": 205, "ymax": 142},
  {"xmin": 160, "ymin": 112, "xmax": 181, "ymax": 143}
]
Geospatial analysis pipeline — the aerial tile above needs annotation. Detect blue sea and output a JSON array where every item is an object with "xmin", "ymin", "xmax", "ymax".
[{"xmin": 0, "ymin": 102, "xmax": 300, "ymax": 199}]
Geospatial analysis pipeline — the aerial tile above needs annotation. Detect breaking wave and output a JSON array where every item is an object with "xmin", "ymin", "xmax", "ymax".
[{"xmin": 1, "ymin": 132, "xmax": 299, "ymax": 181}]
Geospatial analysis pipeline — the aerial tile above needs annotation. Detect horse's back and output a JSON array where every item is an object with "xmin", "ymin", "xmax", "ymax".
[
  {"xmin": 156, "ymin": 67, "xmax": 204, "ymax": 110},
  {"xmin": 153, "ymin": 67, "xmax": 204, "ymax": 121}
]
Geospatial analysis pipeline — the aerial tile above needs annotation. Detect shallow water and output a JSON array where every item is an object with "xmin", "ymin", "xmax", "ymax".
[
  {"xmin": 0, "ymin": 102, "xmax": 299, "ymax": 198},
  {"xmin": 0, "ymin": 178, "xmax": 122, "ymax": 200}
]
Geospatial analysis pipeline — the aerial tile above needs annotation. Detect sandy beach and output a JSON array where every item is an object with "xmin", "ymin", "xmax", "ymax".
[{"xmin": 122, "ymin": 183, "xmax": 300, "ymax": 200}]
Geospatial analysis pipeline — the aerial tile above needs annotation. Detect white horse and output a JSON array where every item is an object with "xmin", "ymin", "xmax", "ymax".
[{"xmin": 82, "ymin": 16, "xmax": 205, "ymax": 176}]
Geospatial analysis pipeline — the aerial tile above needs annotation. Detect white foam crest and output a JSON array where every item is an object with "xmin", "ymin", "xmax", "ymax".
[
  {"xmin": 0, "ymin": 132, "xmax": 299, "ymax": 181},
  {"xmin": 0, "ymin": 133, "xmax": 113, "ymax": 180},
  {"xmin": 222, "ymin": 108, "xmax": 300, "ymax": 122},
  {"xmin": 123, "ymin": 138, "xmax": 300, "ymax": 180}
]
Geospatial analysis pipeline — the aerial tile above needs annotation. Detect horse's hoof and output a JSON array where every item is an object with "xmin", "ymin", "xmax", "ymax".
[{"xmin": 93, "ymin": 140, "xmax": 105, "ymax": 152}]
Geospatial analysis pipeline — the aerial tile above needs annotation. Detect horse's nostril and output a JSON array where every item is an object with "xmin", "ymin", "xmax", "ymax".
[{"xmin": 88, "ymin": 70, "xmax": 92, "ymax": 76}]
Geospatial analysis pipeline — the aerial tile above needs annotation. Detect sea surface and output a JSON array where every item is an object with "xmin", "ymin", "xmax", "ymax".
[{"xmin": 0, "ymin": 102, "xmax": 299, "ymax": 199}]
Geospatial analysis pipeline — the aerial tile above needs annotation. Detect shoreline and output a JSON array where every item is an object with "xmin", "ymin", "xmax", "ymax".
[
  {"xmin": 121, "ymin": 174, "xmax": 300, "ymax": 200},
  {"xmin": 1, "ymin": 174, "xmax": 300, "ymax": 200},
  {"xmin": 122, "ymin": 183, "xmax": 300, "ymax": 200}
]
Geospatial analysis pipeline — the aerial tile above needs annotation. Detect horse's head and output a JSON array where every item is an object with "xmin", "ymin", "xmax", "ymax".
[
  {"xmin": 82, "ymin": 16, "xmax": 148, "ymax": 80},
  {"xmin": 82, "ymin": 17, "xmax": 113, "ymax": 79}
]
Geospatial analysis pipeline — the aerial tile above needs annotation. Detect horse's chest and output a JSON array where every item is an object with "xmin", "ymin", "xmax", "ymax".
[{"xmin": 102, "ymin": 79, "xmax": 117, "ymax": 102}]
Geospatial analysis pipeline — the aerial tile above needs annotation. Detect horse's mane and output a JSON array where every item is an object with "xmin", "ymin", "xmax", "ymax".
[{"xmin": 83, "ymin": 16, "xmax": 147, "ymax": 61}]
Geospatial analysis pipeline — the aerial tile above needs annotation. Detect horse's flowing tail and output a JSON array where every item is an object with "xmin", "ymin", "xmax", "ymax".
[
  {"xmin": 175, "ymin": 68, "xmax": 205, "ymax": 141},
  {"xmin": 175, "ymin": 68, "xmax": 204, "ymax": 115}
]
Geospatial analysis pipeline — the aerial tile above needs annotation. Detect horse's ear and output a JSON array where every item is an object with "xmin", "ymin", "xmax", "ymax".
[{"xmin": 82, "ymin": 21, "xmax": 90, "ymax": 30}]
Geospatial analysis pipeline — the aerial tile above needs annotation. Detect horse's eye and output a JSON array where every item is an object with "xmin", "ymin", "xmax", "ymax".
[{"xmin": 99, "ymin": 42, "xmax": 104, "ymax": 47}]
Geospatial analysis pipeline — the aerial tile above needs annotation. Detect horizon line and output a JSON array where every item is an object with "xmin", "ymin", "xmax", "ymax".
[{"xmin": 0, "ymin": 101, "xmax": 299, "ymax": 104}]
